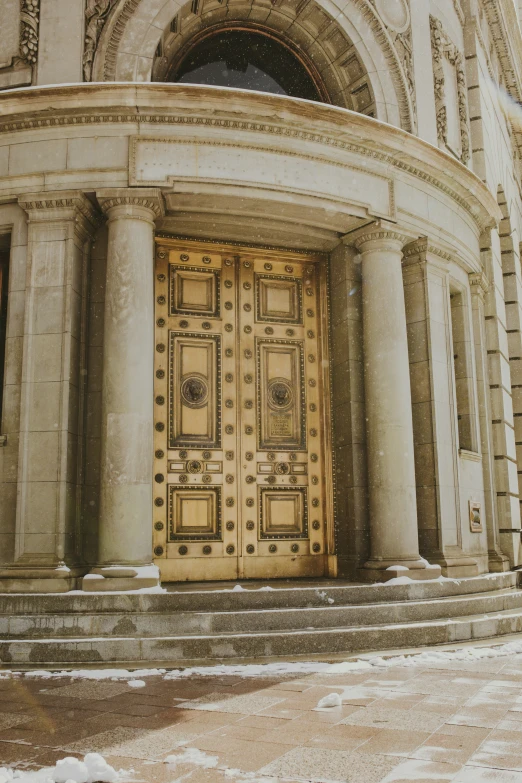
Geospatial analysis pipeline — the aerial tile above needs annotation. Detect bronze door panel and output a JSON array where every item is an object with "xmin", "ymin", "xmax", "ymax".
[
  {"xmin": 154, "ymin": 239, "xmax": 333, "ymax": 582},
  {"xmin": 169, "ymin": 332, "xmax": 221, "ymax": 448}
]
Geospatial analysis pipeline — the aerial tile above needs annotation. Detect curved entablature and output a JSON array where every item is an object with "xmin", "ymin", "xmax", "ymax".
[
  {"xmin": 89, "ymin": 0, "xmax": 415, "ymax": 132},
  {"xmin": 0, "ymin": 84, "xmax": 500, "ymax": 256}
]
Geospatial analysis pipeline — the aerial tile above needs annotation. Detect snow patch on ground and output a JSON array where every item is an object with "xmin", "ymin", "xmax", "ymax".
[
  {"xmin": 316, "ymin": 692, "xmax": 342, "ymax": 708},
  {"xmin": 4, "ymin": 639, "xmax": 522, "ymax": 684},
  {"xmin": 127, "ymin": 679, "xmax": 146, "ymax": 688},
  {"xmin": 0, "ymin": 754, "xmax": 127, "ymax": 783},
  {"xmin": 164, "ymin": 748, "xmax": 218, "ymax": 768}
]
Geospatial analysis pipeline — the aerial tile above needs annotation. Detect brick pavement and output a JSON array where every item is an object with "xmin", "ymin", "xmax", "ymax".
[{"xmin": 3, "ymin": 648, "xmax": 522, "ymax": 782}]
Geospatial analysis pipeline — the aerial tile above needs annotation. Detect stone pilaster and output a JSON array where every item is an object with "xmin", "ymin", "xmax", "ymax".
[
  {"xmin": 82, "ymin": 188, "xmax": 164, "ymax": 592},
  {"xmin": 0, "ymin": 191, "xmax": 100, "ymax": 592},
  {"xmin": 469, "ymin": 271, "xmax": 510, "ymax": 572},
  {"xmin": 330, "ymin": 242, "xmax": 368, "ymax": 579},
  {"xmin": 402, "ymin": 239, "xmax": 483, "ymax": 577},
  {"xmin": 352, "ymin": 224, "xmax": 441, "ymax": 582},
  {"xmin": 481, "ymin": 229, "xmax": 521, "ymax": 566}
]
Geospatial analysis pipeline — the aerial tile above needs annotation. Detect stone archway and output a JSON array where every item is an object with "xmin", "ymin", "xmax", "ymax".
[{"xmin": 90, "ymin": 0, "xmax": 415, "ymax": 132}]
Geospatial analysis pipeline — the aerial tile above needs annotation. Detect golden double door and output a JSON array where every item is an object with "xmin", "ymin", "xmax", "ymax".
[{"xmin": 153, "ymin": 238, "xmax": 334, "ymax": 581}]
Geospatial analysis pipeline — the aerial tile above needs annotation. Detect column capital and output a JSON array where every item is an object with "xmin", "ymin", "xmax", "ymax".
[
  {"xmin": 18, "ymin": 190, "xmax": 101, "ymax": 235},
  {"xmin": 96, "ymin": 188, "xmax": 165, "ymax": 221},
  {"xmin": 402, "ymin": 238, "xmax": 453, "ymax": 273},
  {"xmin": 346, "ymin": 222, "xmax": 410, "ymax": 253},
  {"xmin": 469, "ymin": 271, "xmax": 489, "ymax": 301}
]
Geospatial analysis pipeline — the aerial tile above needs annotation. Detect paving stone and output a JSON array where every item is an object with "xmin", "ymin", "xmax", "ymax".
[
  {"xmin": 259, "ymin": 745, "xmax": 400, "ymax": 783},
  {"xmin": 342, "ymin": 705, "xmax": 448, "ymax": 733},
  {"xmin": 48, "ymin": 680, "xmax": 131, "ymax": 701},
  {"xmin": 178, "ymin": 691, "xmax": 285, "ymax": 714},
  {"xmin": 0, "ymin": 713, "xmax": 33, "ymax": 731}
]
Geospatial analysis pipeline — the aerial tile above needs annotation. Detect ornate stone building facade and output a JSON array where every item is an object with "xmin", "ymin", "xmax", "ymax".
[{"xmin": 0, "ymin": 0, "xmax": 522, "ymax": 601}]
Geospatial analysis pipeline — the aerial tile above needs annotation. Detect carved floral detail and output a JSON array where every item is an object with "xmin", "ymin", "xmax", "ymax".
[
  {"xmin": 20, "ymin": 0, "xmax": 39, "ymax": 66},
  {"xmin": 430, "ymin": 15, "xmax": 470, "ymax": 164},
  {"xmin": 84, "ymin": 0, "xmax": 118, "ymax": 82}
]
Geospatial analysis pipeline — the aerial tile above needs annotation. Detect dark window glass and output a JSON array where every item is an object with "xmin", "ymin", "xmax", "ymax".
[
  {"xmin": 0, "ymin": 247, "xmax": 9, "ymax": 427},
  {"xmin": 171, "ymin": 30, "xmax": 322, "ymax": 102}
]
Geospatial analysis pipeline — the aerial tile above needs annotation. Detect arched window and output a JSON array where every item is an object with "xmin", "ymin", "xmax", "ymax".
[{"xmin": 168, "ymin": 26, "xmax": 329, "ymax": 103}]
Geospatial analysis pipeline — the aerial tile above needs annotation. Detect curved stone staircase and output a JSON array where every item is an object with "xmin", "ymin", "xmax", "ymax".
[{"xmin": 1, "ymin": 572, "xmax": 522, "ymax": 666}]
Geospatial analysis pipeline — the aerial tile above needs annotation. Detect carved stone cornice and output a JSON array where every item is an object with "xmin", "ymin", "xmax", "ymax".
[
  {"xmin": 0, "ymin": 84, "xmax": 500, "ymax": 232},
  {"xmin": 19, "ymin": 0, "xmax": 40, "ymax": 67},
  {"xmin": 18, "ymin": 191, "xmax": 101, "ymax": 231},
  {"xmin": 469, "ymin": 271, "xmax": 489, "ymax": 300},
  {"xmin": 96, "ymin": 188, "xmax": 165, "ymax": 218}
]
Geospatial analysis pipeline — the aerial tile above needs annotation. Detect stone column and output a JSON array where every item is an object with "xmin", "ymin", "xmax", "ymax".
[
  {"xmin": 82, "ymin": 189, "xmax": 164, "ymax": 592},
  {"xmin": 354, "ymin": 226, "xmax": 441, "ymax": 581}
]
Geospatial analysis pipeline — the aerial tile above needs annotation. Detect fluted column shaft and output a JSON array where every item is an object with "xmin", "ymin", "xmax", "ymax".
[
  {"xmin": 83, "ymin": 189, "xmax": 164, "ymax": 592},
  {"xmin": 355, "ymin": 229, "xmax": 440, "ymax": 581}
]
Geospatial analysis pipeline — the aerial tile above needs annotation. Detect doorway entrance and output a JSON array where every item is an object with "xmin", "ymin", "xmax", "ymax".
[{"xmin": 153, "ymin": 238, "xmax": 334, "ymax": 581}]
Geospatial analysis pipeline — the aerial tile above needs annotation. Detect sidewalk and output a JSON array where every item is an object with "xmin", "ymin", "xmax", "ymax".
[{"xmin": 3, "ymin": 642, "xmax": 522, "ymax": 782}]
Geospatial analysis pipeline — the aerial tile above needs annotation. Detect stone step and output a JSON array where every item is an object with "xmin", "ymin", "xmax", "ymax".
[
  {"xmin": 0, "ymin": 572, "xmax": 515, "ymax": 614},
  {"xmin": 2, "ymin": 605, "xmax": 522, "ymax": 665},
  {"xmin": 2, "ymin": 587, "xmax": 521, "ymax": 639}
]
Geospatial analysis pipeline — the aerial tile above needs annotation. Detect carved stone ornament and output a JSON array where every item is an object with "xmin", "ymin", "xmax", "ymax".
[
  {"xmin": 374, "ymin": 0, "xmax": 409, "ymax": 33},
  {"xmin": 369, "ymin": 0, "xmax": 416, "ymax": 131},
  {"xmin": 83, "ymin": 0, "xmax": 118, "ymax": 82},
  {"xmin": 20, "ymin": 0, "xmax": 40, "ymax": 66},
  {"xmin": 429, "ymin": 16, "xmax": 470, "ymax": 164}
]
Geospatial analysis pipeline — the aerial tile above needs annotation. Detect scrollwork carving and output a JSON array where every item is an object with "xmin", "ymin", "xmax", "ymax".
[
  {"xmin": 20, "ymin": 0, "xmax": 39, "ymax": 66},
  {"xmin": 84, "ymin": 0, "xmax": 118, "ymax": 82},
  {"xmin": 429, "ymin": 15, "xmax": 470, "ymax": 164}
]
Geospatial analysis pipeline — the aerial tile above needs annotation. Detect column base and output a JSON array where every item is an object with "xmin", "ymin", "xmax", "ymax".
[
  {"xmin": 82, "ymin": 564, "xmax": 161, "ymax": 592},
  {"xmin": 431, "ymin": 556, "xmax": 480, "ymax": 578},
  {"xmin": 0, "ymin": 566, "xmax": 86, "ymax": 593},
  {"xmin": 358, "ymin": 558, "xmax": 442, "ymax": 583},
  {"xmin": 488, "ymin": 549, "xmax": 512, "ymax": 573}
]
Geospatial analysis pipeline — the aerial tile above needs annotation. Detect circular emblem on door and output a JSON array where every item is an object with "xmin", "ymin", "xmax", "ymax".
[
  {"xmin": 181, "ymin": 375, "xmax": 208, "ymax": 408},
  {"xmin": 275, "ymin": 462, "xmax": 290, "ymax": 475},
  {"xmin": 187, "ymin": 460, "xmax": 203, "ymax": 474},
  {"xmin": 268, "ymin": 378, "xmax": 293, "ymax": 411}
]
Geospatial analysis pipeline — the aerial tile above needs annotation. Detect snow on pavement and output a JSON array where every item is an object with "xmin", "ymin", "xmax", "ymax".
[{"xmin": 0, "ymin": 754, "xmax": 128, "ymax": 783}]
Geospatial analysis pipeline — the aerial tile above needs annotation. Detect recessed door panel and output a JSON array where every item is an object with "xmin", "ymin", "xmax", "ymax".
[
  {"xmin": 153, "ymin": 239, "xmax": 333, "ymax": 582},
  {"xmin": 169, "ymin": 332, "xmax": 220, "ymax": 448},
  {"xmin": 170, "ymin": 265, "xmax": 220, "ymax": 316},
  {"xmin": 257, "ymin": 340, "xmax": 305, "ymax": 450}
]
